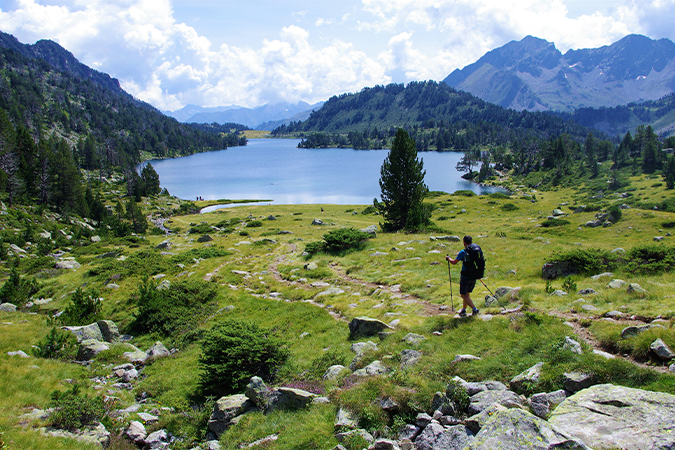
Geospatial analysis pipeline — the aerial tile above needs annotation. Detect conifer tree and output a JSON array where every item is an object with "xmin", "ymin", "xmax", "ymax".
[{"xmin": 375, "ymin": 128, "xmax": 431, "ymax": 231}]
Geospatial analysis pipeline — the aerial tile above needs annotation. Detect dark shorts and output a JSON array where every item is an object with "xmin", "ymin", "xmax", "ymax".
[{"xmin": 460, "ymin": 277, "xmax": 476, "ymax": 295}]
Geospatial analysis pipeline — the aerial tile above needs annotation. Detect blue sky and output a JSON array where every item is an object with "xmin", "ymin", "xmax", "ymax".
[{"xmin": 1, "ymin": 0, "xmax": 673, "ymax": 111}]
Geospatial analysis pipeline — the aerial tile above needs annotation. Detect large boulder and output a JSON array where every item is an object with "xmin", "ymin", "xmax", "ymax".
[
  {"xmin": 415, "ymin": 422, "xmax": 474, "ymax": 450},
  {"xmin": 468, "ymin": 390, "xmax": 524, "ymax": 415},
  {"xmin": 77, "ymin": 339, "xmax": 109, "ymax": 361},
  {"xmin": 63, "ymin": 323, "xmax": 103, "ymax": 342},
  {"xmin": 542, "ymin": 261, "xmax": 576, "ymax": 280},
  {"xmin": 207, "ymin": 394, "xmax": 256, "ymax": 437},
  {"xmin": 348, "ymin": 316, "xmax": 393, "ymax": 338},
  {"xmin": 145, "ymin": 341, "xmax": 170, "ymax": 359},
  {"xmin": 123, "ymin": 344, "xmax": 149, "ymax": 364},
  {"xmin": 125, "ymin": 420, "xmax": 147, "ymax": 444},
  {"xmin": 0, "ymin": 303, "xmax": 17, "ymax": 312},
  {"xmin": 549, "ymin": 384, "xmax": 675, "ymax": 450},
  {"xmin": 97, "ymin": 320, "xmax": 120, "ymax": 342},
  {"xmin": 267, "ymin": 388, "xmax": 316, "ymax": 412},
  {"xmin": 465, "ymin": 409, "xmax": 575, "ymax": 450}
]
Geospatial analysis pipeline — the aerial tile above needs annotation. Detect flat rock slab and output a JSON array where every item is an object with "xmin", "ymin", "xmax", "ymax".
[
  {"xmin": 550, "ymin": 384, "xmax": 675, "ymax": 450},
  {"xmin": 468, "ymin": 389, "xmax": 524, "ymax": 416}
]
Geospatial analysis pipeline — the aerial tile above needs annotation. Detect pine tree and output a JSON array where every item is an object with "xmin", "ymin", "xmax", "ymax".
[{"xmin": 375, "ymin": 128, "xmax": 431, "ymax": 231}]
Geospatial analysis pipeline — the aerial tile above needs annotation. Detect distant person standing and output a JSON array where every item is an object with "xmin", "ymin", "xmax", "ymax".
[{"xmin": 446, "ymin": 235, "xmax": 482, "ymax": 316}]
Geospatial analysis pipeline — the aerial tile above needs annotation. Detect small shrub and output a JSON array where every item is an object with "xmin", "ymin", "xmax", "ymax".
[
  {"xmin": 199, "ymin": 320, "xmax": 290, "ymax": 397},
  {"xmin": 49, "ymin": 385, "xmax": 106, "ymax": 431},
  {"xmin": 59, "ymin": 288, "xmax": 101, "ymax": 326},
  {"xmin": 562, "ymin": 277, "xmax": 577, "ymax": 293},
  {"xmin": 322, "ymin": 228, "xmax": 371, "ymax": 253},
  {"xmin": 542, "ymin": 218, "xmax": 570, "ymax": 227},
  {"xmin": 246, "ymin": 220, "xmax": 263, "ymax": 228},
  {"xmin": 549, "ymin": 248, "xmax": 615, "ymax": 275},
  {"xmin": 361, "ymin": 206, "xmax": 377, "ymax": 215},
  {"xmin": 304, "ymin": 241, "xmax": 325, "ymax": 255},
  {"xmin": 662, "ymin": 221, "xmax": 675, "ymax": 229},
  {"xmin": 608, "ymin": 205, "xmax": 622, "ymax": 222},
  {"xmin": 652, "ymin": 182, "xmax": 663, "ymax": 188},
  {"xmin": 488, "ymin": 192, "xmax": 511, "ymax": 199},
  {"xmin": 452, "ymin": 190, "xmax": 475, "ymax": 197},
  {"xmin": 239, "ymin": 230, "xmax": 249, "ymax": 236},
  {"xmin": 33, "ymin": 326, "xmax": 78, "ymax": 360},
  {"xmin": 501, "ymin": 203, "xmax": 519, "ymax": 211},
  {"xmin": 188, "ymin": 223, "xmax": 212, "ymax": 234},
  {"xmin": 445, "ymin": 381, "xmax": 469, "ymax": 417},
  {"xmin": 544, "ymin": 280, "xmax": 554, "ymax": 294},
  {"xmin": 0, "ymin": 267, "xmax": 40, "ymax": 305}
]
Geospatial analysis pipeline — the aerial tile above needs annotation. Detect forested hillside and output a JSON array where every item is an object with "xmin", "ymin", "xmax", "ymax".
[
  {"xmin": 274, "ymin": 80, "xmax": 603, "ymax": 151},
  {"xmin": 0, "ymin": 35, "xmax": 246, "ymax": 170}
]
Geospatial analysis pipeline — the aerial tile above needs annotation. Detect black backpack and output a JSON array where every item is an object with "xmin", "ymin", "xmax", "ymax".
[{"xmin": 463, "ymin": 244, "xmax": 485, "ymax": 280}]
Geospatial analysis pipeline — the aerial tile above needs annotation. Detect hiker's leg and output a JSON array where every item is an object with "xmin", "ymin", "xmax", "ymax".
[{"xmin": 460, "ymin": 293, "xmax": 474, "ymax": 309}]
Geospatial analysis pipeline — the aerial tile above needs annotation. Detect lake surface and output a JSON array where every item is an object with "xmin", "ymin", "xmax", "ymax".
[{"xmin": 144, "ymin": 139, "xmax": 505, "ymax": 207}]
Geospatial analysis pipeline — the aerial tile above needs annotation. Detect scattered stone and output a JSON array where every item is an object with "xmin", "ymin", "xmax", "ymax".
[
  {"xmin": 563, "ymin": 337, "xmax": 582, "ymax": 354},
  {"xmin": 621, "ymin": 324, "xmax": 655, "ymax": 338},
  {"xmin": 78, "ymin": 339, "xmax": 110, "ymax": 361},
  {"xmin": 454, "ymin": 354, "xmax": 481, "ymax": 363},
  {"xmin": 627, "ymin": 283, "xmax": 647, "ymax": 294},
  {"xmin": 593, "ymin": 349, "xmax": 615, "ymax": 359},
  {"xmin": 7, "ymin": 350, "xmax": 30, "ymax": 358},
  {"xmin": 402, "ymin": 333, "xmax": 426, "ymax": 344},
  {"xmin": 605, "ymin": 310, "xmax": 622, "ymax": 318},
  {"xmin": 315, "ymin": 287, "xmax": 345, "ymax": 297},
  {"xmin": 551, "ymin": 289, "xmax": 567, "ymax": 296},
  {"xmin": 145, "ymin": 341, "xmax": 170, "ymax": 359},
  {"xmin": 208, "ymin": 394, "xmax": 256, "ymax": 438},
  {"xmin": 509, "ymin": 362, "xmax": 543, "ymax": 394},
  {"xmin": 606, "ymin": 279, "xmax": 626, "ymax": 289},
  {"xmin": 650, "ymin": 338, "xmax": 675, "ymax": 360},
  {"xmin": 125, "ymin": 420, "xmax": 147, "ymax": 444},
  {"xmin": 198, "ymin": 234, "xmax": 214, "ymax": 242},
  {"xmin": 55, "ymin": 260, "xmax": 81, "ymax": 270},
  {"xmin": 0, "ymin": 303, "xmax": 17, "ymax": 312},
  {"xmin": 348, "ymin": 317, "xmax": 393, "ymax": 338},
  {"xmin": 137, "ymin": 412, "xmax": 159, "ymax": 423},
  {"xmin": 335, "ymin": 407, "xmax": 359, "ymax": 429},
  {"xmin": 323, "ymin": 365, "xmax": 348, "ymax": 381},
  {"xmin": 581, "ymin": 304, "xmax": 597, "ymax": 311},
  {"xmin": 370, "ymin": 251, "xmax": 388, "ymax": 257},
  {"xmin": 155, "ymin": 240, "xmax": 171, "ymax": 250},
  {"xmin": 311, "ymin": 219, "xmax": 323, "ymax": 225},
  {"xmin": 468, "ymin": 389, "xmax": 524, "ymax": 415},
  {"xmin": 353, "ymin": 360, "xmax": 389, "ymax": 377},
  {"xmin": 654, "ymin": 236, "xmax": 665, "ymax": 242},
  {"xmin": 562, "ymin": 372, "xmax": 595, "ymax": 393},
  {"xmin": 415, "ymin": 423, "xmax": 474, "ymax": 450},
  {"xmin": 360, "ymin": 225, "xmax": 377, "ymax": 236},
  {"xmin": 400, "ymin": 349, "xmax": 422, "ymax": 368},
  {"xmin": 41, "ymin": 423, "xmax": 110, "ymax": 448}
]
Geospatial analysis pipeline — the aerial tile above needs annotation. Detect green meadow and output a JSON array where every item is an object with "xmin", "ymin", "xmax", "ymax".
[{"xmin": 2, "ymin": 172, "xmax": 675, "ymax": 449}]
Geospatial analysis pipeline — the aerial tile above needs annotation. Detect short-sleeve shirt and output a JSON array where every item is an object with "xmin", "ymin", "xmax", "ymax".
[{"xmin": 456, "ymin": 249, "xmax": 467, "ymax": 276}]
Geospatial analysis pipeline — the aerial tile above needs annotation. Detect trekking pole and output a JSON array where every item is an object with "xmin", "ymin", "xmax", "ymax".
[
  {"xmin": 479, "ymin": 278, "xmax": 506, "ymax": 310},
  {"xmin": 446, "ymin": 256, "xmax": 454, "ymax": 312}
]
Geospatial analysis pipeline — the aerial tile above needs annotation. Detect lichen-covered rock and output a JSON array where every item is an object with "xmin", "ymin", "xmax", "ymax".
[
  {"xmin": 77, "ymin": 339, "xmax": 109, "ymax": 361},
  {"xmin": 650, "ymin": 338, "xmax": 675, "ymax": 360},
  {"xmin": 468, "ymin": 389, "xmax": 524, "ymax": 415},
  {"xmin": 400, "ymin": 349, "xmax": 422, "ymax": 368},
  {"xmin": 145, "ymin": 341, "xmax": 170, "ymax": 359},
  {"xmin": 122, "ymin": 345, "xmax": 148, "ymax": 364},
  {"xmin": 415, "ymin": 422, "xmax": 474, "ymax": 450},
  {"xmin": 465, "ymin": 408, "xmax": 568, "ymax": 450},
  {"xmin": 334, "ymin": 407, "xmax": 358, "ymax": 430},
  {"xmin": 208, "ymin": 394, "xmax": 256, "ymax": 437},
  {"xmin": 353, "ymin": 360, "xmax": 389, "ymax": 377},
  {"xmin": 509, "ymin": 362, "xmax": 543, "ymax": 394},
  {"xmin": 563, "ymin": 372, "xmax": 595, "ymax": 393},
  {"xmin": 348, "ymin": 316, "xmax": 393, "ymax": 337},
  {"xmin": 41, "ymin": 423, "xmax": 110, "ymax": 448},
  {"xmin": 125, "ymin": 420, "xmax": 147, "ymax": 444},
  {"xmin": 96, "ymin": 320, "xmax": 120, "ymax": 342},
  {"xmin": 323, "ymin": 365, "xmax": 347, "ymax": 380},
  {"xmin": 267, "ymin": 387, "xmax": 316, "ymax": 412},
  {"xmin": 63, "ymin": 323, "xmax": 103, "ymax": 342},
  {"xmin": 549, "ymin": 384, "xmax": 675, "ymax": 450}
]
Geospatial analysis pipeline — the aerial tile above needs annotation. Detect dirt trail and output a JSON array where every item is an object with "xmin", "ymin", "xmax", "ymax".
[{"xmin": 268, "ymin": 251, "xmax": 671, "ymax": 373}]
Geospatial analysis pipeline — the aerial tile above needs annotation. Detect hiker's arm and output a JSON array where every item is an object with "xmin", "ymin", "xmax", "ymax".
[{"xmin": 445, "ymin": 256, "xmax": 460, "ymax": 265}]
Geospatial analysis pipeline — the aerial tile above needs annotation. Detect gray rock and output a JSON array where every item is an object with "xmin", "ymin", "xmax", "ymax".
[
  {"xmin": 459, "ymin": 381, "xmax": 507, "ymax": 396},
  {"xmin": 402, "ymin": 333, "xmax": 426, "ymax": 344},
  {"xmin": 431, "ymin": 392, "xmax": 455, "ymax": 416},
  {"xmin": 464, "ymin": 403, "xmax": 508, "ymax": 434},
  {"xmin": 97, "ymin": 320, "xmax": 120, "ymax": 343},
  {"xmin": 400, "ymin": 349, "xmax": 422, "ymax": 368},
  {"xmin": 7, "ymin": 350, "xmax": 30, "ymax": 358},
  {"xmin": 123, "ymin": 345, "xmax": 148, "ymax": 364},
  {"xmin": 63, "ymin": 323, "xmax": 103, "ymax": 342},
  {"xmin": 78, "ymin": 339, "xmax": 110, "ymax": 361},
  {"xmin": 267, "ymin": 215, "xmax": 277, "ymax": 221},
  {"xmin": 315, "ymin": 287, "xmax": 345, "ymax": 297},
  {"xmin": 591, "ymin": 272, "xmax": 613, "ymax": 280},
  {"xmin": 137, "ymin": 412, "xmax": 159, "ymax": 423},
  {"xmin": 468, "ymin": 389, "xmax": 524, "ymax": 415},
  {"xmin": 55, "ymin": 259, "xmax": 81, "ymax": 270},
  {"xmin": 494, "ymin": 286, "xmax": 521, "ymax": 300},
  {"xmin": 245, "ymin": 377, "xmax": 273, "ymax": 409},
  {"xmin": 351, "ymin": 341, "xmax": 378, "ymax": 354},
  {"xmin": 155, "ymin": 240, "xmax": 171, "ymax": 250},
  {"xmin": 593, "ymin": 349, "xmax": 616, "ymax": 359},
  {"xmin": 621, "ymin": 324, "xmax": 655, "ymax": 338},
  {"xmin": 41, "ymin": 422, "xmax": 110, "ymax": 448},
  {"xmin": 580, "ymin": 304, "xmax": 597, "ymax": 311},
  {"xmin": 398, "ymin": 424, "xmax": 421, "ymax": 441},
  {"xmin": 145, "ymin": 341, "xmax": 170, "ymax": 359},
  {"xmin": 348, "ymin": 316, "xmax": 393, "ymax": 337},
  {"xmin": 551, "ymin": 289, "xmax": 567, "ymax": 296},
  {"xmin": 606, "ymin": 279, "xmax": 626, "ymax": 289},
  {"xmin": 655, "ymin": 236, "xmax": 665, "ymax": 242},
  {"xmin": 156, "ymin": 279, "xmax": 171, "ymax": 290},
  {"xmin": 304, "ymin": 262, "xmax": 318, "ymax": 271},
  {"xmin": 144, "ymin": 429, "xmax": 170, "ymax": 448},
  {"xmin": 605, "ymin": 310, "xmax": 622, "ymax": 318},
  {"xmin": 323, "ymin": 365, "xmax": 347, "ymax": 380},
  {"xmin": 0, "ymin": 303, "xmax": 17, "ymax": 312},
  {"xmin": 360, "ymin": 225, "xmax": 378, "ymax": 236},
  {"xmin": 454, "ymin": 354, "xmax": 481, "ymax": 363},
  {"xmin": 484, "ymin": 295, "xmax": 498, "ymax": 307},
  {"xmin": 208, "ymin": 394, "xmax": 256, "ymax": 437},
  {"xmin": 125, "ymin": 420, "xmax": 147, "ymax": 444},
  {"xmin": 353, "ymin": 360, "xmax": 389, "ymax": 377},
  {"xmin": 562, "ymin": 372, "xmax": 595, "ymax": 393},
  {"xmin": 311, "ymin": 219, "xmax": 324, "ymax": 225},
  {"xmin": 547, "ymin": 390, "xmax": 567, "ymax": 410},
  {"xmin": 577, "ymin": 288, "xmax": 596, "ymax": 295},
  {"xmin": 335, "ymin": 429, "xmax": 374, "ymax": 444},
  {"xmin": 267, "ymin": 387, "xmax": 316, "ymax": 412},
  {"xmin": 90, "ymin": 235, "xmax": 101, "ymax": 243},
  {"xmin": 650, "ymin": 338, "xmax": 675, "ymax": 360},
  {"xmin": 415, "ymin": 422, "xmax": 474, "ymax": 450},
  {"xmin": 370, "ymin": 439, "xmax": 400, "ymax": 450},
  {"xmin": 509, "ymin": 362, "xmax": 543, "ymax": 394},
  {"xmin": 370, "ymin": 251, "xmax": 388, "ymax": 257},
  {"xmin": 563, "ymin": 336, "xmax": 582, "ymax": 354},
  {"xmin": 122, "ymin": 368, "xmax": 138, "ymax": 383},
  {"xmin": 379, "ymin": 397, "xmax": 399, "ymax": 412},
  {"xmin": 549, "ymin": 384, "xmax": 675, "ymax": 450},
  {"xmin": 627, "ymin": 283, "xmax": 647, "ymax": 294},
  {"xmin": 529, "ymin": 393, "xmax": 549, "ymax": 418},
  {"xmin": 465, "ymin": 409, "xmax": 568, "ymax": 450},
  {"xmin": 197, "ymin": 234, "xmax": 214, "ymax": 242},
  {"xmin": 434, "ymin": 235, "xmax": 462, "ymax": 242},
  {"xmin": 334, "ymin": 407, "xmax": 358, "ymax": 429},
  {"xmin": 585, "ymin": 220, "xmax": 602, "ymax": 228}
]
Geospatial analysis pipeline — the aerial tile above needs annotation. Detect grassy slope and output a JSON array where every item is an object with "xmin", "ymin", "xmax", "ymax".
[{"xmin": 3, "ymin": 176, "xmax": 675, "ymax": 449}]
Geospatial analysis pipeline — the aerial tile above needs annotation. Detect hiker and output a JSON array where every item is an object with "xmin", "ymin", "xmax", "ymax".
[{"xmin": 446, "ymin": 235, "xmax": 482, "ymax": 317}]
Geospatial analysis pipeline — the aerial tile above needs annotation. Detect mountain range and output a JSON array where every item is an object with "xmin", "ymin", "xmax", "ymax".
[
  {"xmin": 165, "ymin": 101, "xmax": 324, "ymax": 130},
  {"xmin": 443, "ymin": 34, "xmax": 675, "ymax": 113}
]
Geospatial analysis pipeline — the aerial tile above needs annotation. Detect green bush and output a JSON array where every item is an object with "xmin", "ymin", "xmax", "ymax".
[
  {"xmin": 199, "ymin": 320, "xmax": 290, "ymax": 397},
  {"xmin": 188, "ymin": 223, "xmax": 212, "ymax": 234},
  {"xmin": 132, "ymin": 278, "xmax": 218, "ymax": 336},
  {"xmin": 608, "ymin": 205, "xmax": 622, "ymax": 222},
  {"xmin": 246, "ymin": 220, "xmax": 263, "ymax": 228},
  {"xmin": 625, "ymin": 244, "xmax": 675, "ymax": 274},
  {"xmin": 501, "ymin": 203, "xmax": 519, "ymax": 211},
  {"xmin": 541, "ymin": 218, "xmax": 570, "ymax": 227},
  {"xmin": 49, "ymin": 385, "xmax": 106, "ymax": 431},
  {"xmin": 445, "ymin": 380, "xmax": 469, "ymax": 418},
  {"xmin": 322, "ymin": 228, "xmax": 371, "ymax": 253},
  {"xmin": 59, "ymin": 288, "xmax": 101, "ymax": 326},
  {"xmin": 0, "ymin": 267, "xmax": 39, "ymax": 305},
  {"xmin": 304, "ymin": 241, "xmax": 324, "ymax": 254},
  {"xmin": 452, "ymin": 190, "xmax": 475, "ymax": 197},
  {"xmin": 488, "ymin": 192, "xmax": 511, "ymax": 199},
  {"xmin": 361, "ymin": 206, "xmax": 377, "ymax": 215},
  {"xmin": 33, "ymin": 326, "xmax": 78, "ymax": 360},
  {"xmin": 562, "ymin": 276, "xmax": 577, "ymax": 293},
  {"xmin": 663, "ymin": 221, "xmax": 675, "ymax": 229},
  {"xmin": 548, "ymin": 248, "xmax": 615, "ymax": 275}
]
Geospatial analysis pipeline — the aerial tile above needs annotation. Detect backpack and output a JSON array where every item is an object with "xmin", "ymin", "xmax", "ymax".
[{"xmin": 463, "ymin": 244, "xmax": 485, "ymax": 280}]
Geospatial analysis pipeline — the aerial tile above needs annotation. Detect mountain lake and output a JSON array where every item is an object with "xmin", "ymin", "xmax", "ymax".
[{"xmin": 142, "ymin": 138, "xmax": 507, "ymax": 211}]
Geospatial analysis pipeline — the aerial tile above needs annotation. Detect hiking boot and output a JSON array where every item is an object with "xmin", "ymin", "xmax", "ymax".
[
  {"xmin": 472, "ymin": 308, "xmax": 480, "ymax": 315},
  {"xmin": 458, "ymin": 309, "xmax": 467, "ymax": 317}
]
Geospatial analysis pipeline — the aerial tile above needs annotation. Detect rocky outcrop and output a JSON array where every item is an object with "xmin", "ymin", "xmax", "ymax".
[
  {"xmin": 509, "ymin": 362, "xmax": 543, "ymax": 394},
  {"xmin": 549, "ymin": 384, "xmax": 675, "ymax": 450},
  {"xmin": 348, "ymin": 316, "xmax": 393, "ymax": 338},
  {"xmin": 207, "ymin": 394, "xmax": 256, "ymax": 438}
]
